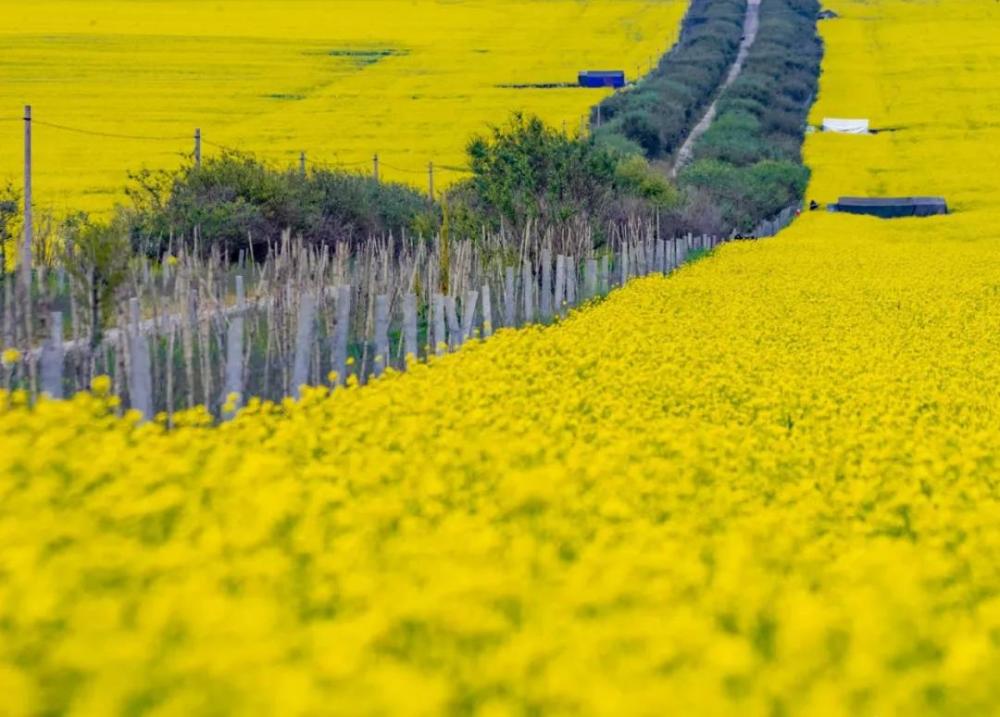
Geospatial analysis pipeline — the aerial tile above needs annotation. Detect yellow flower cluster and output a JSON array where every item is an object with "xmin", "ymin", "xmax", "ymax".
[
  {"xmin": 2, "ymin": 1, "xmax": 1000, "ymax": 715},
  {"xmin": 0, "ymin": 1, "xmax": 685, "ymax": 215}
]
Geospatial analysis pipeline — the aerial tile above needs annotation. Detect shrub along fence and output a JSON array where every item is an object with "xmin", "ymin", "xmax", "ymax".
[{"xmin": 4, "ymin": 228, "xmax": 728, "ymax": 421}]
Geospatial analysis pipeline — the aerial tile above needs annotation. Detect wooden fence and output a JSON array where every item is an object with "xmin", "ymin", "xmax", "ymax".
[{"xmin": 2, "ymin": 230, "xmax": 725, "ymax": 422}]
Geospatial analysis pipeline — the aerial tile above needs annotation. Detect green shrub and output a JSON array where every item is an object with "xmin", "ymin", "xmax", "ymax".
[{"xmin": 124, "ymin": 152, "xmax": 434, "ymax": 258}]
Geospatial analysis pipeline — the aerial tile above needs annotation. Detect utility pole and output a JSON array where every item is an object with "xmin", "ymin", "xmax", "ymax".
[
  {"xmin": 299, "ymin": 151, "xmax": 307, "ymax": 176},
  {"xmin": 194, "ymin": 128, "xmax": 202, "ymax": 168},
  {"xmin": 428, "ymin": 162, "xmax": 434, "ymax": 201},
  {"xmin": 373, "ymin": 153, "xmax": 380, "ymax": 183},
  {"xmin": 20, "ymin": 105, "xmax": 32, "ymax": 345}
]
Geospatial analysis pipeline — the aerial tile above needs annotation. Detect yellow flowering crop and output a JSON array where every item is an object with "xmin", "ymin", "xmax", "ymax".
[
  {"xmin": 2, "ymin": 1, "xmax": 1000, "ymax": 715},
  {"xmin": 0, "ymin": 1, "xmax": 685, "ymax": 216}
]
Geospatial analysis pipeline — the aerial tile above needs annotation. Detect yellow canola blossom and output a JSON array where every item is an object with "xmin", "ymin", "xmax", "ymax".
[
  {"xmin": 0, "ymin": 1, "xmax": 685, "ymax": 216},
  {"xmin": 3, "ymin": 0, "xmax": 1000, "ymax": 715}
]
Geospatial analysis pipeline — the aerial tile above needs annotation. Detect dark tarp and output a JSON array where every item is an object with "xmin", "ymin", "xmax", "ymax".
[
  {"xmin": 831, "ymin": 196, "xmax": 948, "ymax": 218},
  {"xmin": 578, "ymin": 71, "xmax": 626, "ymax": 88}
]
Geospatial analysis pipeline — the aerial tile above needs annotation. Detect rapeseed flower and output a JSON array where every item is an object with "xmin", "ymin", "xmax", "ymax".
[{"xmin": 1, "ymin": 1, "xmax": 1000, "ymax": 715}]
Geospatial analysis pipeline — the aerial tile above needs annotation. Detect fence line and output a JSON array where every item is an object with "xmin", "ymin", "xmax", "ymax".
[{"xmin": 1, "ymin": 230, "xmax": 730, "ymax": 421}]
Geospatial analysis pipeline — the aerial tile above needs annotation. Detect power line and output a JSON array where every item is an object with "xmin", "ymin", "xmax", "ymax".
[
  {"xmin": 31, "ymin": 119, "xmax": 191, "ymax": 142},
  {"xmin": 12, "ymin": 114, "xmax": 473, "ymax": 177}
]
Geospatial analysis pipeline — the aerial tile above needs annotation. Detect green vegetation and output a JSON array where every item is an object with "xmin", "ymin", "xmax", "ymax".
[
  {"xmin": 445, "ymin": 113, "xmax": 675, "ymax": 241},
  {"xmin": 34, "ymin": 0, "xmax": 821, "ymax": 262},
  {"xmin": 592, "ymin": 0, "xmax": 747, "ymax": 160},
  {"xmin": 123, "ymin": 153, "xmax": 436, "ymax": 258},
  {"xmin": 677, "ymin": 0, "xmax": 822, "ymax": 232}
]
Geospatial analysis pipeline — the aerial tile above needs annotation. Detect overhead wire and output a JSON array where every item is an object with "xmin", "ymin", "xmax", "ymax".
[{"xmin": 8, "ymin": 117, "xmax": 473, "ymax": 177}]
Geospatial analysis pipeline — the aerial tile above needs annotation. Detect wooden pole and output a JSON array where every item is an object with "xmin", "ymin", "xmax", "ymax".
[
  {"xmin": 292, "ymin": 294, "xmax": 316, "ymax": 397},
  {"xmin": 585, "ymin": 259, "xmax": 597, "ymax": 300},
  {"xmin": 445, "ymin": 295, "xmax": 460, "ymax": 349},
  {"xmin": 20, "ymin": 105, "xmax": 32, "ymax": 346},
  {"xmin": 481, "ymin": 284, "xmax": 493, "ymax": 338},
  {"xmin": 373, "ymin": 294, "xmax": 389, "ymax": 378},
  {"xmin": 402, "ymin": 292, "xmax": 417, "ymax": 362},
  {"xmin": 128, "ymin": 298, "xmax": 153, "ymax": 421},
  {"xmin": 331, "ymin": 285, "xmax": 351, "ymax": 386},
  {"xmin": 432, "ymin": 293, "xmax": 446, "ymax": 356},
  {"xmin": 554, "ymin": 254, "xmax": 565, "ymax": 317},
  {"xmin": 522, "ymin": 259, "xmax": 535, "ymax": 325},
  {"xmin": 460, "ymin": 290, "xmax": 478, "ymax": 342},
  {"xmin": 428, "ymin": 162, "xmax": 434, "ymax": 200},
  {"xmin": 222, "ymin": 275, "xmax": 245, "ymax": 416},
  {"xmin": 540, "ymin": 248, "xmax": 552, "ymax": 320},
  {"xmin": 373, "ymin": 153, "xmax": 380, "ymax": 182},
  {"xmin": 299, "ymin": 151, "xmax": 307, "ymax": 177},
  {"xmin": 194, "ymin": 128, "xmax": 202, "ymax": 168},
  {"xmin": 503, "ymin": 267, "xmax": 515, "ymax": 328},
  {"xmin": 40, "ymin": 311, "xmax": 63, "ymax": 399},
  {"xmin": 565, "ymin": 256, "xmax": 576, "ymax": 307}
]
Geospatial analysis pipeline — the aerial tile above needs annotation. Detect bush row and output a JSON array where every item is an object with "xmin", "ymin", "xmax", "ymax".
[
  {"xmin": 591, "ymin": 0, "xmax": 747, "ymax": 160},
  {"xmin": 124, "ymin": 156, "xmax": 436, "ymax": 259},
  {"xmin": 115, "ymin": 115, "xmax": 677, "ymax": 258},
  {"xmin": 676, "ymin": 0, "xmax": 823, "ymax": 232}
]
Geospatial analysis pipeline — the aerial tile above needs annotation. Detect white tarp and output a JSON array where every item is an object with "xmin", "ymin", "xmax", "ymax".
[{"xmin": 822, "ymin": 118, "xmax": 870, "ymax": 134}]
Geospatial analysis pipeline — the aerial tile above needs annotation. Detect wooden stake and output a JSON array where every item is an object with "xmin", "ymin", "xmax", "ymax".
[
  {"xmin": 402, "ymin": 292, "xmax": 418, "ymax": 361},
  {"xmin": 503, "ymin": 267, "xmax": 515, "ymax": 328},
  {"xmin": 292, "ymin": 294, "xmax": 316, "ymax": 397},
  {"xmin": 128, "ymin": 298, "xmax": 153, "ymax": 421},
  {"xmin": 331, "ymin": 285, "xmax": 351, "ymax": 386},
  {"xmin": 522, "ymin": 259, "xmax": 535, "ymax": 324},
  {"xmin": 373, "ymin": 294, "xmax": 389, "ymax": 378},
  {"xmin": 222, "ymin": 275, "xmax": 245, "ymax": 416},
  {"xmin": 585, "ymin": 259, "xmax": 597, "ymax": 299},
  {"xmin": 432, "ymin": 293, "xmax": 446, "ymax": 356},
  {"xmin": 481, "ymin": 284, "xmax": 493, "ymax": 338},
  {"xmin": 40, "ymin": 311, "xmax": 63, "ymax": 399}
]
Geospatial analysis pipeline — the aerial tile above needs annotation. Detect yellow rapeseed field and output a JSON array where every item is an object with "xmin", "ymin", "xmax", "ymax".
[
  {"xmin": 3, "ymin": 0, "xmax": 1000, "ymax": 715},
  {"xmin": 0, "ymin": 0, "xmax": 685, "ymax": 216}
]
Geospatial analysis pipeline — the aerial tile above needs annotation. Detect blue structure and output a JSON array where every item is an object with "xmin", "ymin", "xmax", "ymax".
[
  {"xmin": 578, "ymin": 71, "xmax": 626, "ymax": 89},
  {"xmin": 829, "ymin": 197, "xmax": 949, "ymax": 218}
]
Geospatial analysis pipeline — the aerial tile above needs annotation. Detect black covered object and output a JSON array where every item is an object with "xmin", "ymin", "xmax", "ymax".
[{"xmin": 830, "ymin": 197, "xmax": 948, "ymax": 218}]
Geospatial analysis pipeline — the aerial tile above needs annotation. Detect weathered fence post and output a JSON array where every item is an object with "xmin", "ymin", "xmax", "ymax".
[
  {"xmin": 403, "ymin": 292, "xmax": 418, "ymax": 362},
  {"xmin": 540, "ymin": 248, "xmax": 552, "ymax": 320},
  {"xmin": 222, "ymin": 275, "xmax": 245, "ymax": 416},
  {"xmin": 332, "ymin": 285, "xmax": 351, "ymax": 386},
  {"xmin": 619, "ymin": 245, "xmax": 629, "ymax": 287},
  {"xmin": 599, "ymin": 255, "xmax": 609, "ymax": 295},
  {"xmin": 585, "ymin": 259, "xmax": 598, "ymax": 299},
  {"xmin": 481, "ymin": 284, "xmax": 493, "ymax": 338},
  {"xmin": 445, "ymin": 295, "xmax": 461, "ymax": 349},
  {"xmin": 504, "ymin": 267, "xmax": 515, "ymax": 328},
  {"xmin": 373, "ymin": 294, "xmax": 389, "ymax": 378},
  {"xmin": 433, "ymin": 293, "xmax": 447, "ymax": 356},
  {"xmin": 554, "ymin": 254, "xmax": 566, "ymax": 317},
  {"xmin": 522, "ymin": 259, "xmax": 535, "ymax": 324},
  {"xmin": 460, "ymin": 290, "xmax": 479, "ymax": 342},
  {"xmin": 566, "ymin": 256, "xmax": 577, "ymax": 308},
  {"xmin": 40, "ymin": 311, "xmax": 63, "ymax": 399},
  {"xmin": 655, "ymin": 239, "xmax": 665, "ymax": 273},
  {"xmin": 128, "ymin": 298, "xmax": 153, "ymax": 421},
  {"xmin": 292, "ymin": 294, "xmax": 316, "ymax": 397}
]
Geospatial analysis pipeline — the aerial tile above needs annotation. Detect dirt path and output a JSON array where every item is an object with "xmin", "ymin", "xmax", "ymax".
[{"xmin": 671, "ymin": 0, "xmax": 762, "ymax": 178}]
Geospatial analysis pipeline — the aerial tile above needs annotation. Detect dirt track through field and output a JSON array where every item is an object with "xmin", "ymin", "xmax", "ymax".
[{"xmin": 671, "ymin": 0, "xmax": 761, "ymax": 177}]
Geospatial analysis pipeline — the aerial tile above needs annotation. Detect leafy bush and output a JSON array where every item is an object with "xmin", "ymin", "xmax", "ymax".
[
  {"xmin": 124, "ymin": 153, "xmax": 435, "ymax": 258},
  {"xmin": 450, "ymin": 113, "xmax": 630, "ymax": 239}
]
